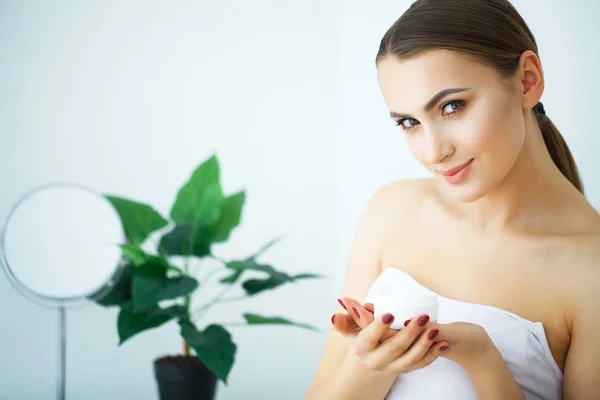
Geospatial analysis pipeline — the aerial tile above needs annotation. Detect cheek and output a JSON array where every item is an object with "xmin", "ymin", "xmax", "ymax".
[
  {"xmin": 463, "ymin": 107, "xmax": 524, "ymax": 161},
  {"xmin": 463, "ymin": 129, "xmax": 494, "ymax": 153},
  {"xmin": 405, "ymin": 138, "xmax": 431, "ymax": 168},
  {"xmin": 462, "ymin": 108, "xmax": 503, "ymax": 150}
]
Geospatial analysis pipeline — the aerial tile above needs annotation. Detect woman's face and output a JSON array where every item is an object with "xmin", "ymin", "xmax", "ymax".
[{"xmin": 376, "ymin": 49, "xmax": 526, "ymax": 203}]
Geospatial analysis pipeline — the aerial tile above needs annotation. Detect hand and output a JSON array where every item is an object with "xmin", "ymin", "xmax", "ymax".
[
  {"xmin": 331, "ymin": 297, "xmax": 449, "ymax": 374},
  {"xmin": 333, "ymin": 297, "xmax": 495, "ymax": 371},
  {"xmin": 433, "ymin": 321, "xmax": 495, "ymax": 369}
]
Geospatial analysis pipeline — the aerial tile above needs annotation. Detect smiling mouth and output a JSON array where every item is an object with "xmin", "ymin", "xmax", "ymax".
[{"xmin": 439, "ymin": 159, "xmax": 473, "ymax": 176}]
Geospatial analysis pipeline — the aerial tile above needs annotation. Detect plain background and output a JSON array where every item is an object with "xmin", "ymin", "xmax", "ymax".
[{"xmin": 1, "ymin": 1, "xmax": 598, "ymax": 399}]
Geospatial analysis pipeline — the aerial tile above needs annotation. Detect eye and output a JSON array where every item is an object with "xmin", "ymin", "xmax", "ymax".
[
  {"xmin": 395, "ymin": 118, "xmax": 420, "ymax": 132},
  {"xmin": 394, "ymin": 100, "xmax": 466, "ymax": 132},
  {"xmin": 442, "ymin": 100, "xmax": 466, "ymax": 115}
]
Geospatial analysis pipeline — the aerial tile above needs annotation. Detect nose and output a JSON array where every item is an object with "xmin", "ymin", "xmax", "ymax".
[{"xmin": 422, "ymin": 128, "xmax": 453, "ymax": 165}]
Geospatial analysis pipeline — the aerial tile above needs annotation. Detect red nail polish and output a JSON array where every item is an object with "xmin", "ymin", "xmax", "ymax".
[
  {"xmin": 417, "ymin": 315, "xmax": 430, "ymax": 327},
  {"xmin": 404, "ymin": 319, "xmax": 411, "ymax": 327},
  {"xmin": 331, "ymin": 314, "xmax": 336, "ymax": 324},
  {"xmin": 428, "ymin": 329, "xmax": 439, "ymax": 340},
  {"xmin": 382, "ymin": 314, "xmax": 394, "ymax": 324},
  {"xmin": 338, "ymin": 299, "xmax": 347, "ymax": 310},
  {"xmin": 440, "ymin": 345, "xmax": 449, "ymax": 352},
  {"xmin": 352, "ymin": 307, "xmax": 360, "ymax": 318}
]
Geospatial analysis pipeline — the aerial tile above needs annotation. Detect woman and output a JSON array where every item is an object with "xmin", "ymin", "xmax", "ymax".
[{"xmin": 306, "ymin": 0, "xmax": 600, "ymax": 399}]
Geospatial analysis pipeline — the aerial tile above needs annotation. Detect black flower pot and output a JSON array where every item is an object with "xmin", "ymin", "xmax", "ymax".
[{"xmin": 154, "ymin": 355, "xmax": 218, "ymax": 400}]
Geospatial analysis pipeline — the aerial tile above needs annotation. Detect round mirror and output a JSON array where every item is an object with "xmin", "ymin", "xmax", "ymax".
[
  {"xmin": 0, "ymin": 182, "xmax": 125, "ymax": 400},
  {"xmin": 1, "ymin": 183, "xmax": 124, "ymax": 305}
]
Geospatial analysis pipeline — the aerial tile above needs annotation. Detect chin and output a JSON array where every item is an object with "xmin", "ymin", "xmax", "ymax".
[{"xmin": 441, "ymin": 178, "xmax": 487, "ymax": 203}]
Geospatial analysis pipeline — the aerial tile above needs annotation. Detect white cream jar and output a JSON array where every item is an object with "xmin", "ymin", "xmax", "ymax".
[{"xmin": 373, "ymin": 292, "xmax": 439, "ymax": 330}]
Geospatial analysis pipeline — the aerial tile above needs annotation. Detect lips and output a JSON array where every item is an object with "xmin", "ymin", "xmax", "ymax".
[
  {"xmin": 439, "ymin": 159, "xmax": 473, "ymax": 176},
  {"xmin": 440, "ymin": 159, "xmax": 474, "ymax": 185}
]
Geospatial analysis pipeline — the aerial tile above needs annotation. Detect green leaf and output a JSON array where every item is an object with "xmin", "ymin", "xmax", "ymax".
[
  {"xmin": 219, "ymin": 269, "xmax": 243, "ymax": 284},
  {"xmin": 119, "ymin": 243, "xmax": 179, "ymax": 272},
  {"xmin": 179, "ymin": 319, "xmax": 236, "ymax": 385},
  {"xmin": 288, "ymin": 273, "xmax": 324, "ymax": 280},
  {"xmin": 119, "ymin": 243, "xmax": 154, "ymax": 265},
  {"xmin": 170, "ymin": 155, "xmax": 225, "ymax": 225},
  {"xmin": 208, "ymin": 190, "xmax": 246, "ymax": 243},
  {"xmin": 120, "ymin": 245, "xmax": 147, "ymax": 265},
  {"xmin": 219, "ymin": 260, "xmax": 256, "ymax": 284},
  {"xmin": 248, "ymin": 236, "xmax": 285, "ymax": 260},
  {"xmin": 243, "ymin": 313, "xmax": 320, "ymax": 332},
  {"xmin": 118, "ymin": 305, "xmax": 186, "ymax": 344},
  {"xmin": 218, "ymin": 237, "xmax": 284, "ymax": 283},
  {"xmin": 132, "ymin": 260, "xmax": 198, "ymax": 312},
  {"xmin": 219, "ymin": 259, "xmax": 278, "ymax": 284},
  {"xmin": 104, "ymin": 195, "xmax": 169, "ymax": 246},
  {"xmin": 240, "ymin": 274, "xmax": 287, "ymax": 295},
  {"xmin": 158, "ymin": 223, "xmax": 211, "ymax": 257},
  {"xmin": 95, "ymin": 261, "xmax": 133, "ymax": 308},
  {"xmin": 221, "ymin": 259, "xmax": 324, "ymax": 294},
  {"xmin": 242, "ymin": 272, "xmax": 324, "ymax": 296}
]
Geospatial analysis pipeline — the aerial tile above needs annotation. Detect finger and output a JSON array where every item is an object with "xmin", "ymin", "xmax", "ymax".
[
  {"xmin": 336, "ymin": 297, "xmax": 349, "ymax": 313},
  {"xmin": 342, "ymin": 297, "xmax": 374, "ymax": 329},
  {"xmin": 367, "ymin": 314, "xmax": 432, "ymax": 367},
  {"xmin": 426, "ymin": 322, "xmax": 455, "ymax": 344},
  {"xmin": 348, "ymin": 299, "xmax": 397, "ymax": 341},
  {"xmin": 389, "ymin": 326, "xmax": 440, "ymax": 369},
  {"xmin": 341, "ymin": 298, "xmax": 397, "ymax": 341},
  {"xmin": 331, "ymin": 313, "xmax": 359, "ymax": 337},
  {"xmin": 380, "ymin": 327, "xmax": 400, "ymax": 342},
  {"xmin": 367, "ymin": 301, "xmax": 399, "ymax": 341},
  {"xmin": 408, "ymin": 341, "xmax": 449, "ymax": 371},
  {"xmin": 351, "ymin": 312, "xmax": 396, "ymax": 362}
]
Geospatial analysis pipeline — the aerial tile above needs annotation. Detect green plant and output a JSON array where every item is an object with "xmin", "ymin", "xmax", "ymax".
[{"xmin": 95, "ymin": 154, "xmax": 322, "ymax": 384}]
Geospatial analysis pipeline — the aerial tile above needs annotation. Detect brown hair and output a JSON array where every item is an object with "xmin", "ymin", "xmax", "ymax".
[{"xmin": 376, "ymin": 0, "xmax": 583, "ymax": 193}]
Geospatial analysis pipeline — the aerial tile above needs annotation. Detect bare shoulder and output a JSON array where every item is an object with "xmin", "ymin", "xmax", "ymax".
[
  {"xmin": 372, "ymin": 176, "xmax": 432, "ymax": 201},
  {"xmin": 339, "ymin": 177, "xmax": 432, "ymax": 292},
  {"xmin": 565, "ymin": 231, "xmax": 600, "ymax": 310},
  {"xmin": 562, "ymin": 231, "xmax": 600, "ymax": 398},
  {"xmin": 564, "ymin": 218, "xmax": 600, "ymax": 288},
  {"xmin": 363, "ymin": 177, "xmax": 432, "ymax": 227}
]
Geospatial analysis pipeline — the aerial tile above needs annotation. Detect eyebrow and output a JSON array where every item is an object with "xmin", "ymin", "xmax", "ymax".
[{"xmin": 389, "ymin": 87, "xmax": 470, "ymax": 119}]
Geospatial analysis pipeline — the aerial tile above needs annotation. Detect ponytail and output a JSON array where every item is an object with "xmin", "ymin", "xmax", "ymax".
[{"xmin": 534, "ymin": 102, "xmax": 584, "ymax": 194}]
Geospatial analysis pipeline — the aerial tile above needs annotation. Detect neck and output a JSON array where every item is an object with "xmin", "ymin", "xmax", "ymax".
[{"xmin": 449, "ymin": 115, "xmax": 593, "ymax": 236}]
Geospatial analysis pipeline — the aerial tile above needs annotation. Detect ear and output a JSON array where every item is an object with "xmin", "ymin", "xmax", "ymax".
[{"xmin": 517, "ymin": 50, "xmax": 544, "ymax": 110}]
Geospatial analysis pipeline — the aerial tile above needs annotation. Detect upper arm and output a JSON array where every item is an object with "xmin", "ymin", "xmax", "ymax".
[
  {"xmin": 306, "ymin": 180, "xmax": 420, "ymax": 390},
  {"xmin": 563, "ymin": 268, "xmax": 600, "ymax": 400}
]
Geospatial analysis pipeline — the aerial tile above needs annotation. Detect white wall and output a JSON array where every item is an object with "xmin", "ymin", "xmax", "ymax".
[
  {"xmin": 1, "ymin": 1, "xmax": 599, "ymax": 399},
  {"xmin": 0, "ymin": 1, "xmax": 339, "ymax": 399}
]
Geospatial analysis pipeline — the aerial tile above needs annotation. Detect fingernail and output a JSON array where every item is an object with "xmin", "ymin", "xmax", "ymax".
[
  {"xmin": 404, "ymin": 319, "xmax": 411, "ymax": 327},
  {"xmin": 331, "ymin": 314, "xmax": 336, "ymax": 325},
  {"xmin": 352, "ymin": 307, "xmax": 360, "ymax": 318},
  {"xmin": 440, "ymin": 345, "xmax": 449, "ymax": 352},
  {"xmin": 417, "ymin": 315, "xmax": 430, "ymax": 327},
  {"xmin": 382, "ymin": 313, "xmax": 394, "ymax": 324},
  {"xmin": 428, "ymin": 329, "xmax": 439, "ymax": 340},
  {"xmin": 337, "ymin": 299, "xmax": 347, "ymax": 310}
]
